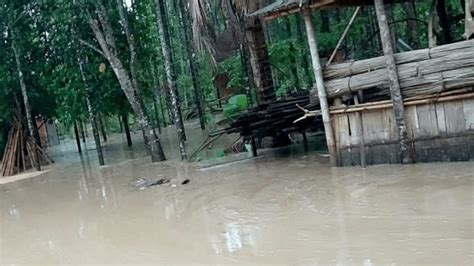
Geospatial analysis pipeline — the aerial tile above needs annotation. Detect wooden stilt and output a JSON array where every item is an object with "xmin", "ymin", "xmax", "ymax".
[
  {"xmin": 302, "ymin": 9, "xmax": 338, "ymax": 167},
  {"xmin": 374, "ymin": 0, "xmax": 414, "ymax": 164}
]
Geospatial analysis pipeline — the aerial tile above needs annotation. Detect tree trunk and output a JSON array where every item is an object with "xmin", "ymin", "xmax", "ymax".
[
  {"xmin": 122, "ymin": 114, "xmax": 133, "ymax": 147},
  {"xmin": 302, "ymin": 10, "xmax": 337, "ymax": 167},
  {"xmin": 118, "ymin": 116, "xmax": 123, "ymax": 133},
  {"xmin": 116, "ymin": 0, "xmax": 150, "ymax": 146},
  {"xmin": 178, "ymin": 0, "xmax": 205, "ymax": 130},
  {"xmin": 402, "ymin": 2, "xmax": 419, "ymax": 48},
  {"xmin": 465, "ymin": 0, "xmax": 474, "ymax": 39},
  {"xmin": 11, "ymin": 35, "xmax": 41, "ymax": 171},
  {"xmin": 74, "ymin": 121, "xmax": 82, "ymax": 153},
  {"xmin": 246, "ymin": 17, "xmax": 276, "ymax": 104},
  {"xmin": 88, "ymin": 4, "xmax": 166, "ymax": 162},
  {"xmin": 374, "ymin": 0, "xmax": 414, "ymax": 164},
  {"xmin": 99, "ymin": 115, "xmax": 108, "ymax": 142},
  {"xmin": 295, "ymin": 16, "xmax": 313, "ymax": 88},
  {"xmin": 428, "ymin": 0, "xmax": 439, "ymax": 47},
  {"xmin": 437, "ymin": 0, "xmax": 453, "ymax": 43},
  {"xmin": 79, "ymin": 121, "xmax": 86, "ymax": 142},
  {"xmin": 155, "ymin": 0, "xmax": 187, "ymax": 161},
  {"xmin": 78, "ymin": 56, "xmax": 105, "ymax": 166},
  {"xmin": 152, "ymin": 96, "xmax": 162, "ymax": 134}
]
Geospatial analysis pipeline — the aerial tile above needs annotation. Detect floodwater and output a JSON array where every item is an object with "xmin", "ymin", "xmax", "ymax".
[{"xmin": 1, "ymin": 125, "xmax": 473, "ymax": 265}]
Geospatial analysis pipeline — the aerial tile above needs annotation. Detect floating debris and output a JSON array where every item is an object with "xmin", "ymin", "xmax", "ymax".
[{"xmin": 134, "ymin": 177, "xmax": 170, "ymax": 190}]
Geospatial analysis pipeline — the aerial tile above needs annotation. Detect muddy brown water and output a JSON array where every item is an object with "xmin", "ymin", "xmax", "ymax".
[{"xmin": 1, "ymin": 125, "xmax": 473, "ymax": 265}]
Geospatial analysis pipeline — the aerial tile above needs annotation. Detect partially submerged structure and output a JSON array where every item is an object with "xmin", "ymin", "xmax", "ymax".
[{"xmin": 232, "ymin": 0, "xmax": 474, "ymax": 166}]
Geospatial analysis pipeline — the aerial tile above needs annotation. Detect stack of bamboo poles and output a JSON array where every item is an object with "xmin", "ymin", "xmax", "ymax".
[
  {"xmin": 323, "ymin": 40, "xmax": 474, "ymax": 98},
  {"xmin": 1, "ymin": 122, "xmax": 54, "ymax": 177}
]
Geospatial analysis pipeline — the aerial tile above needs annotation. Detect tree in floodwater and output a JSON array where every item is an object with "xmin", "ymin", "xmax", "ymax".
[
  {"xmin": 84, "ymin": 2, "xmax": 166, "ymax": 162},
  {"xmin": 154, "ymin": 0, "xmax": 188, "ymax": 161}
]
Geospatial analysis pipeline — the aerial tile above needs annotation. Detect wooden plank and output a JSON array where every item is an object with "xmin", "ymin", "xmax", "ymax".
[
  {"xmin": 462, "ymin": 98, "xmax": 474, "ymax": 130},
  {"xmin": 435, "ymin": 102, "xmax": 447, "ymax": 134},
  {"xmin": 404, "ymin": 105, "xmax": 418, "ymax": 140},
  {"xmin": 416, "ymin": 103, "xmax": 439, "ymax": 137},
  {"xmin": 444, "ymin": 101, "xmax": 466, "ymax": 134}
]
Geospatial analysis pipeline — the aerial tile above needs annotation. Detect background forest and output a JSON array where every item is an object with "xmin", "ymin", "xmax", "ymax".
[{"xmin": 0, "ymin": 0, "xmax": 468, "ymax": 160}]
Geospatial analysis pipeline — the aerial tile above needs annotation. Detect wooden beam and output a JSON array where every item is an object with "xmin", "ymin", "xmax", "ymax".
[
  {"xmin": 374, "ymin": 0, "xmax": 413, "ymax": 164},
  {"xmin": 302, "ymin": 9, "xmax": 338, "ymax": 166}
]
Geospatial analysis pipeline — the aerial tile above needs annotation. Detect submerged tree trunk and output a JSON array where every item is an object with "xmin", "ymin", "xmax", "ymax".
[
  {"xmin": 74, "ymin": 121, "xmax": 82, "ymax": 154},
  {"xmin": 11, "ymin": 35, "xmax": 41, "ymax": 171},
  {"xmin": 155, "ymin": 0, "xmax": 187, "ymax": 161},
  {"xmin": 178, "ymin": 0, "xmax": 205, "ymax": 130},
  {"xmin": 78, "ymin": 56, "xmax": 105, "ymax": 166},
  {"xmin": 99, "ymin": 116, "xmax": 108, "ymax": 142},
  {"xmin": 79, "ymin": 121, "xmax": 86, "ymax": 142},
  {"xmin": 122, "ymin": 113, "xmax": 133, "ymax": 147},
  {"xmin": 88, "ymin": 4, "xmax": 165, "ymax": 162},
  {"xmin": 374, "ymin": 0, "xmax": 414, "ymax": 164}
]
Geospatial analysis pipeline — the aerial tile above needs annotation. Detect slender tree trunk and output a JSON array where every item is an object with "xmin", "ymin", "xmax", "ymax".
[
  {"xmin": 116, "ymin": 0, "xmax": 151, "ymax": 145},
  {"xmin": 428, "ymin": 0, "xmax": 439, "ymax": 47},
  {"xmin": 88, "ymin": 4, "xmax": 165, "ymax": 162},
  {"xmin": 99, "ymin": 115, "xmax": 108, "ymax": 142},
  {"xmin": 78, "ymin": 56, "xmax": 105, "ymax": 166},
  {"xmin": 122, "ymin": 114, "xmax": 133, "ymax": 147},
  {"xmin": 11, "ymin": 35, "xmax": 40, "ymax": 171},
  {"xmin": 178, "ymin": 0, "xmax": 205, "ymax": 130},
  {"xmin": 159, "ymin": 90, "xmax": 168, "ymax": 126},
  {"xmin": 74, "ymin": 121, "xmax": 82, "ymax": 153},
  {"xmin": 295, "ymin": 16, "xmax": 313, "ymax": 88},
  {"xmin": 152, "ymin": 96, "xmax": 162, "ymax": 134},
  {"xmin": 402, "ymin": 2, "xmax": 419, "ymax": 48},
  {"xmin": 374, "ymin": 0, "xmax": 413, "ymax": 164},
  {"xmin": 465, "ymin": 0, "xmax": 474, "ymax": 39},
  {"xmin": 437, "ymin": 0, "xmax": 453, "ymax": 44},
  {"xmin": 155, "ymin": 0, "xmax": 187, "ymax": 160},
  {"xmin": 79, "ymin": 120, "xmax": 86, "ymax": 142},
  {"xmin": 118, "ymin": 116, "xmax": 123, "ymax": 133}
]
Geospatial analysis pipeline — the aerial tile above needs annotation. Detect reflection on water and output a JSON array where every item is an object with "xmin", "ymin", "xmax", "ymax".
[{"xmin": 0, "ymin": 124, "xmax": 473, "ymax": 265}]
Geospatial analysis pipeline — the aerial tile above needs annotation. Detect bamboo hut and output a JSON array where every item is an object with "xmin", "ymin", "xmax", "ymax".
[{"xmin": 241, "ymin": 0, "xmax": 474, "ymax": 166}]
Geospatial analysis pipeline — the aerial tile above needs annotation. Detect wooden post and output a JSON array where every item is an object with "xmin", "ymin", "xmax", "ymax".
[
  {"xmin": 302, "ymin": 9, "xmax": 337, "ymax": 167},
  {"xmin": 374, "ymin": 0, "xmax": 414, "ymax": 164},
  {"xmin": 354, "ymin": 96, "xmax": 366, "ymax": 168}
]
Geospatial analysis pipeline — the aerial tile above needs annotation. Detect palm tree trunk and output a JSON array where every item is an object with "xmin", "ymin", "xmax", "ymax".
[{"xmin": 155, "ymin": 0, "xmax": 187, "ymax": 161}]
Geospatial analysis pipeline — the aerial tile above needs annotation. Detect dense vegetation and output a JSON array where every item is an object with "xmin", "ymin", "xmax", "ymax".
[{"xmin": 0, "ymin": 0, "xmax": 469, "ymax": 161}]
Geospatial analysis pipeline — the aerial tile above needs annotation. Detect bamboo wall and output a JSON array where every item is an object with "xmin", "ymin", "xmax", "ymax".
[{"xmin": 333, "ymin": 90, "xmax": 474, "ymax": 166}]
